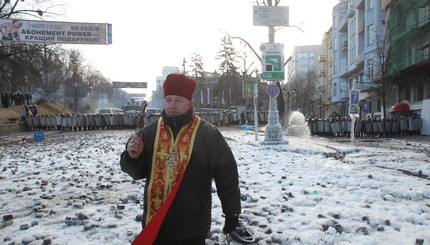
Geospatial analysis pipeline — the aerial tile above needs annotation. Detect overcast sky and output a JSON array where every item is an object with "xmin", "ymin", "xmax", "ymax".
[{"xmin": 57, "ymin": 0, "xmax": 339, "ymax": 96}]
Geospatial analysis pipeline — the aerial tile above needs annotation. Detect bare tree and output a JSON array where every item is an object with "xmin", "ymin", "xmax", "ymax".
[
  {"xmin": 83, "ymin": 64, "xmax": 106, "ymax": 98},
  {"xmin": 64, "ymin": 49, "xmax": 84, "ymax": 87},
  {"xmin": 287, "ymin": 68, "xmax": 318, "ymax": 118},
  {"xmin": 0, "ymin": 0, "xmax": 64, "ymax": 19},
  {"xmin": 364, "ymin": 33, "xmax": 397, "ymax": 117}
]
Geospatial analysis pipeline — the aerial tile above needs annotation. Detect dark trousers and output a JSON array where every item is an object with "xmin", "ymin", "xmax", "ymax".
[{"xmin": 153, "ymin": 236, "xmax": 206, "ymax": 245}]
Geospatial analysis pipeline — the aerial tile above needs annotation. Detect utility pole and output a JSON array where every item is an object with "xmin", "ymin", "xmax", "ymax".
[{"xmin": 254, "ymin": 2, "xmax": 289, "ymax": 144}]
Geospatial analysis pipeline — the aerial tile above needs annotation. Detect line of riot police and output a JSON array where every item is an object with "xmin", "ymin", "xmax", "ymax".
[
  {"xmin": 23, "ymin": 109, "xmax": 271, "ymax": 132},
  {"xmin": 307, "ymin": 114, "xmax": 423, "ymax": 137}
]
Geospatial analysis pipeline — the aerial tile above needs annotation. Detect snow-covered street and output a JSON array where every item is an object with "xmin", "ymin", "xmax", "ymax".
[{"xmin": 1, "ymin": 129, "xmax": 429, "ymax": 245}]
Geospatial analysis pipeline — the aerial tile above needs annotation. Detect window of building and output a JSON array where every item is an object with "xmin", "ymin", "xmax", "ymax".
[
  {"xmin": 367, "ymin": 23, "xmax": 376, "ymax": 45},
  {"xmin": 333, "ymin": 37, "xmax": 338, "ymax": 50},
  {"xmin": 333, "ymin": 15, "xmax": 338, "ymax": 29},
  {"xmin": 368, "ymin": 0, "xmax": 375, "ymax": 10},
  {"xmin": 427, "ymin": 79, "xmax": 430, "ymax": 99},
  {"xmin": 349, "ymin": 44, "xmax": 356, "ymax": 64},
  {"xmin": 377, "ymin": 99, "xmax": 381, "ymax": 112},
  {"xmin": 405, "ymin": 87, "xmax": 411, "ymax": 101},
  {"xmin": 417, "ymin": 41, "xmax": 429, "ymax": 61},
  {"xmin": 297, "ymin": 67, "xmax": 309, "ymax": 73},
  {"xmin": 418, "ymin": 83, "xmax": 424, "ymax": 101},
  {"xmin": 296, "ymin": 53, "xmax": 308, "ymax": 58},
  {"xmin": 333, "ymin": 82, "xmax": 337, "ymax": 97},
  {"xmin": 349, "ymin": 18, "xmax": 356, "ymax": 37},
  {"xmin": 405, "ymin": 11, "xmax": 417, "ymax": 29},
  {"xmin": 367, "ymin": 59, "xmax": 374, "ymax": 78},
  {"xmin": 407, "ymin": 48, "xmax": 415, "ymax": 65},
  {"xmin": 296, "ymin": 60, "xmax": 309, "ymax": 65},
  {"xmin": 418, "ymin": 5, "xmax": 430, "ymax": 28}
]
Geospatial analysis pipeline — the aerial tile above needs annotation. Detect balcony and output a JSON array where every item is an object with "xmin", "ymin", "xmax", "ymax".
[
  {"xmin": 318, "ymin": 55, "xmax": 327, "ymax": 62},
  {"xmin": 318, "ymin": 70, "xmax": 327, "ymax": 77}
]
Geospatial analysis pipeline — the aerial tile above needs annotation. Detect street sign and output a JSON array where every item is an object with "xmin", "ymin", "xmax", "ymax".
[
  {"xmin": 253, "ymin": 6, "xmax": 289, "ymax": 26},
  {"xmin": 349, "ymin": 89, "xmax": 360, "ymax": 114},
  {"xmin": 260, "ymin": 43, "xmax": 284, "ymax": 53},
  {"xmin": 362, "ymin": 102, "xmax": 369, "ymax": 114},
  {"xmin": 266, "ymin": 84, "xmax": 280, "ymax": 97},
  {"xmin": 261, "ymin": 53, "xmax": 284, "ymax": 81}
]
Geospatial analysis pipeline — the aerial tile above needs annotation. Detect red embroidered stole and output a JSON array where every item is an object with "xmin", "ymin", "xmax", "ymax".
[{"xmin": 132, "ymin": 115, "xmax": 201, "ymax": 245}]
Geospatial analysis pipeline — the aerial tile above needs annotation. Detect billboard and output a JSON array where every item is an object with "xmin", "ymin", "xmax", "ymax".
[
  {"xmin": 0, "ymin": 18, "xmax": 112, "ymax": 45},
  {"xmin": 112, "ymin": 82, "xmax": 147, "ymax": 88}
]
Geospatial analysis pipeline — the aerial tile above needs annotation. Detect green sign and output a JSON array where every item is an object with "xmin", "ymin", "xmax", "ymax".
[
  {"xmin": 261, "ymin": 53, "xmax": 284, "ymax": 81},
  {"xmin": 261, "ymin": 72, "xmax": 284, "ymax": 80},
  {"xmin": 243, "ymin": 81, "xmax": 254, "ymax": 98}
]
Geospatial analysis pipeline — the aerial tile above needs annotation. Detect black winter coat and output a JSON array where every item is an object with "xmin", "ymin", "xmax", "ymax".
[{"xmin": 120, "ymin": 110, "xmax": 241, "ymax": 240}]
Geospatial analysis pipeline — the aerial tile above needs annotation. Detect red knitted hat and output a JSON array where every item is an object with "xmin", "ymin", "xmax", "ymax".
[{"xmin": 163, "ymin": 74, "xmax": 196, "ymax": 101}]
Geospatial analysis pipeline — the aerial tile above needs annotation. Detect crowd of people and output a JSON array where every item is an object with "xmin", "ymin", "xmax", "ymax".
[
  {"xmin": 1, "ymin": 92, "xmax": 33, "ymax": 108},
  {"xmin": 307, "ymin": 114, "xmax": 423, "ymax": 138}
]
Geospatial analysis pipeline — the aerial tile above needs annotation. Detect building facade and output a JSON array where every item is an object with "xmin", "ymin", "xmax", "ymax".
[
  {"xmin": 384, "ymin": 0, "xmax": 430, "ymax": 114},
  {"xmin": 330, "ymin": 0, "xmax": 387, "ymax": 117},
  {"xmin": 150, "ymin": 66, "xmax": 179, "ymax": 108},
  {"xmin": 285, "ymin": 45, "xmax": 324, "ymax": 117}
]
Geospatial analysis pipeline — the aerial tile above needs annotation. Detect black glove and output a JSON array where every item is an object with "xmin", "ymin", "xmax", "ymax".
[{"xmin": 223, "ymin": 214, "xmax": 239, "ymax": 233}]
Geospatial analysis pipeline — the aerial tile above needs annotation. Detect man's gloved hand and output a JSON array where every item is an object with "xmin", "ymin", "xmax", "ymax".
[{"xmin": 223, "ymin": 214, "xmax": 239, "ymax": 233}]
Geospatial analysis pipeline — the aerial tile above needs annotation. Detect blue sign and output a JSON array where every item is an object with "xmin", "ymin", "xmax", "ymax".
[
  {"xmin": 266, "ymin": 84, "xmax": 280, "ymax": 97},
  {"xmin": 349, "ymin": 89, "xmax": 360, "ymax": 114}
]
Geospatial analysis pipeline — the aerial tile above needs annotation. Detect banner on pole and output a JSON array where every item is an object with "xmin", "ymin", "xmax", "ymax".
[{"xmin": 0, "ymin": 18, "xmax": 112, "ymax": 45}]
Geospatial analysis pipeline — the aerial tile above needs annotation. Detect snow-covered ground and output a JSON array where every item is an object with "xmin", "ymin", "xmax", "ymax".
[{"xmin": 0, "ymin": 128, "xmax": 429, "ymax": 245}]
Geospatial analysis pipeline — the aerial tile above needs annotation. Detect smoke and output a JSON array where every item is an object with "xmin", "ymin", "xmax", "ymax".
[{"xmin": 285, "ymin": 111, "xmax": 310, "ymax": 137}]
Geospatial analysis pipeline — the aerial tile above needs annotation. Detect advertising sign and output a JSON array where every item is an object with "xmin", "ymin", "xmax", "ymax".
[
  {"xmin": 243, "ymin": 81, "xmax": 254, "ymax": 98},
  {"xmin": 112, "ymin": 82, "xmax": 147, "ymax": 88},
  {"xmin": 253, "ymin": 6, "xmax": 289, "ymax": 26},
  {"xmin": 261, "ymin": 53, "xmax": 284, "ymax": 80},
  {"xmin": 0, "ymin": 18, "xmax": 112, "ymax": 45}
]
